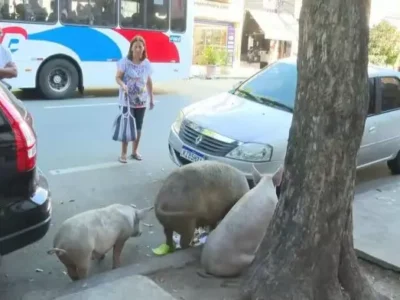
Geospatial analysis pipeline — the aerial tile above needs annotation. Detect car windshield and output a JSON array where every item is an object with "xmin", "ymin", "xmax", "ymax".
[{"xmin": 232, "ymin": 61, "xmax": 297, "ymax": 112}]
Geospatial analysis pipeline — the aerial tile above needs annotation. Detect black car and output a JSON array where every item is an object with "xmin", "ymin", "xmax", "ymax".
[{"xmin": 0, "ymin": 82, "xmax": 52, "ymax": 258}]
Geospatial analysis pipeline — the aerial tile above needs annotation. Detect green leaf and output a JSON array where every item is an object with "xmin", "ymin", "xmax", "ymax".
[
  {"xmin": 368, "ymin": 21, "xmax": 400, "ymax": 67},
  {"xmin": 200, "ymin": 46, "xmax": 230, "ymax": 66}
]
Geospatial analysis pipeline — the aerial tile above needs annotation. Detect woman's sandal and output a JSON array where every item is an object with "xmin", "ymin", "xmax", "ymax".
[
  {"xmin": 130, "ymin": 153, "xmax": 143, "ymax": 161},
  {"xmin": 119, "ymin": 156, "xmax": 128, "ymax": 163}
]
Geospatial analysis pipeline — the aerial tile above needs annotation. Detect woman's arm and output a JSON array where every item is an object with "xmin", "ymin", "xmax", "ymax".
[
  {"xmin": 115, "ymin": 69, "xmax": 125, "ymax": 88},
  {"xmin": 0, "ymin": 61, "xmax": 17, "ymax": 79},
  {"xmin": 115, "ymin": 60, "xmax": 127, "ymax": 93},
  {"xmin": 146, "ymin": 76, "xmax": 153, "ymax": 101}
]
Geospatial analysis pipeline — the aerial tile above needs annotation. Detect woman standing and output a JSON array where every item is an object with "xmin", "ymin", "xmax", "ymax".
[{"xmin": 115, "ymin": 35, "xmax": 154, "ymax": 163}]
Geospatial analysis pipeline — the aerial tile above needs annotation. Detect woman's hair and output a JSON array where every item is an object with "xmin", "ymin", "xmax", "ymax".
[{"xmin": 127, "ymin": 35, "xmax": 148, "ymax": 61}]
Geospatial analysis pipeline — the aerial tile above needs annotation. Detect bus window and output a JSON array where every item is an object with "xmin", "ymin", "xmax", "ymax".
[
  {"xmin": 120, "ymin": 0, "xmax": 145, "ymax": 29},
  {"xmin": 47, "ymin": 0, "xmax": 58, "ymax": 22},
  {"xmin": 170, "ymin": 0, "xmax": 186, "ymax": 32},
  {"xmin": 146, "ymin": 0, "xmax": 169, "ymax": 31},
  {"xmin": 2, "ymin": 0, "xmax": 54, "ymax": 23},
  {"xmin": 59, "ymin": 0, "xmax": 117, "ymax": 27}
]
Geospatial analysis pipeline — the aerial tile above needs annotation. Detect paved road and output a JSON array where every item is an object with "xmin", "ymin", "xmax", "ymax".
[{"xmin": 0, "ymin": 78, "xmax": 397, "ymax": 299}]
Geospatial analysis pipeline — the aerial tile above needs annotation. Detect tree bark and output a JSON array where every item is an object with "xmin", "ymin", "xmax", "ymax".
[{"xmin": 239, "ymin": 0, "xmax": 390, "ymax": 299}]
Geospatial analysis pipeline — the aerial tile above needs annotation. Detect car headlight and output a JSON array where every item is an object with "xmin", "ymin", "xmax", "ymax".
[
  {"xmin": 172, "ymin": 110, "xmax": 184, "ymax": 133},
  {"xmin": 226, "ymin": 143, "xmax": 273, "ymax": 162}
]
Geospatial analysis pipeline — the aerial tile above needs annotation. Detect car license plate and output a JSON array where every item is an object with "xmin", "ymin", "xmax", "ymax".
[{"xmin": 180, "ymin": 146, "xmax": 206, "ymax": 162}]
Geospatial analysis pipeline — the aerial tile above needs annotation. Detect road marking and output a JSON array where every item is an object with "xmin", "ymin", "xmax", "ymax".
[
  {"xmin": 44, "ymin": 100, "xmax": 160, "ymax": 109},
  {"xmin": 49, "ymin": 161, "xmax": 132, "ymax": 175}
]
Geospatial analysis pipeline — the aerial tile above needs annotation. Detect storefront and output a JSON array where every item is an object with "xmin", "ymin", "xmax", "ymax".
[
  {"xmin": 241, "ymin": 8, "xmax": 298, "ymax": 64},
  {"xmin": 241, "ymin": 0, "xmax": 299, "ymax": 66},
  {"xmin": 192, "ymin": 0, "xmax": 244, "ymax": 67}
]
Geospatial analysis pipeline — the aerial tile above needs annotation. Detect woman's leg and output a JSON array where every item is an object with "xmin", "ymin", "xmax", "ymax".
[
  {"xmin": 131, "ymin": 107, "xmax": 146, "ymax": 160},
  {"xmin": 133, "ymin": 130, "xmax": 142, "ymax": 157},
  {"xmin": 120, "ymin": 142, "xmax": 128, "ymax": 163}
]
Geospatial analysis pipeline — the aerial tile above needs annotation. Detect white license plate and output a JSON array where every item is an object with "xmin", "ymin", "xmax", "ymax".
[{"xmin": 180, "ymin": 146, "xmax": 206, "ymax": 162}]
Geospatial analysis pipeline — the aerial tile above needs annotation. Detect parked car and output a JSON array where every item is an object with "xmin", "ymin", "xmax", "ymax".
[
  {"xmin": 0, "ymin": 82, "xmax": 52, "ymax": 259},
  {"xmin": 168, "ymin": 57, "xmax": 400, "ymax": 179}
]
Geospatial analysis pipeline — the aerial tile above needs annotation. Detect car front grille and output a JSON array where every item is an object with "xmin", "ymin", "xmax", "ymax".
[{"xmin": 179, "ymin": 121, "xmax": 238, "ymax": 156}]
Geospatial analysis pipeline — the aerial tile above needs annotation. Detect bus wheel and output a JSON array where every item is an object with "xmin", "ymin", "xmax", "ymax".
[{"xmin": 38, "ymin": 59, "xmax": 78, "ymax": 99}]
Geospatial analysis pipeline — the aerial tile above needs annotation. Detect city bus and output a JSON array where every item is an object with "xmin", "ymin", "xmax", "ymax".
[{"xmin": 0, "ymin": 0, "xmax": 193, "ymax": 99}]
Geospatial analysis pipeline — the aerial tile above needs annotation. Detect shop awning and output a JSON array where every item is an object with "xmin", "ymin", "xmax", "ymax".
[{"xmin": 247, "ymin": 9, "xmax": 299, "ymax": 42}]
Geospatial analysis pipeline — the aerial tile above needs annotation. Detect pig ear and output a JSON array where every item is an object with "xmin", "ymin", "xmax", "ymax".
[
  {"xmin": 272, "ymin": 165, "xmax": 284, "ymax": 187},
  {"xmin": 252, "ymin": 164, "xmax": 262, "ymax": 185},
  {"xmin": 136, "ymin": 206, "xmax": 154, "ymax": 220}
]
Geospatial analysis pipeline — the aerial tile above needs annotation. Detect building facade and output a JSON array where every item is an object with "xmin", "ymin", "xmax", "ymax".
[
  {"xmin": 241, "ymin": 0, "xmax": 299, "ymax": 65},
  {"xmin": 192, "ymin": 0, "xmax": 245, "ymax": 67}
]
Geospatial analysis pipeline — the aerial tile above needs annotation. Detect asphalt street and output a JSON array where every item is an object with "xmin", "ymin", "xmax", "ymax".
[{"xmin": 0, "ymin": 78, "xmax": 398, "ymax": 299}]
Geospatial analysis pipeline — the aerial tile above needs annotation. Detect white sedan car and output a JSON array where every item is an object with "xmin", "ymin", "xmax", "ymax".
[{"xmin": 168, "ymin": 57, "xmax": 400, "ymax": 179}]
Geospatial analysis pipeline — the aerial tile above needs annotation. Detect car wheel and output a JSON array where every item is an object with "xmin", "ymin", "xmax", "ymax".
[
  {"xmin": 387, "ymin": 151, "xmax": 400, "ymax": 175},
  {"xmin": 38, "ymin": 59, "xmax": 78, "ymax": 100}
]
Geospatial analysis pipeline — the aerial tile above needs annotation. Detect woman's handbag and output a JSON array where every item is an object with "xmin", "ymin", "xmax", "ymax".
[{"xmin": 112, "ymin": 97, "xmax": 137, "ymax": 142}]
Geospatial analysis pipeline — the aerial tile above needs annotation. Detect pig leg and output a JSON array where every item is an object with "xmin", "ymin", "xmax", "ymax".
[
  {"xmin": 112, "ymin": 240, "xmax": 126, "ymax": 269},
  {"xmin": 179, "ymin": 221, "xmax": 196, "ymax": 249},
  {"xmin": 164, "ymin": 227, "xmax": 174, "ymax": 249}
]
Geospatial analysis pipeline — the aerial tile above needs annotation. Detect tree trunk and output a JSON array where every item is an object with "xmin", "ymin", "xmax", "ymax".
[{"xmin": 239, "ymin": 0, "xmax": 390, "ymax": 299}]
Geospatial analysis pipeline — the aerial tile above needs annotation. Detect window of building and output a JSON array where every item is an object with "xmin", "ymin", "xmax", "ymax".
[
  {"xmin": 193, "ymin": 23, "xmax": 228, "ymax": 65},
  {"xmin": 120, "ymin": 0, "xmax": 145, "ymax": 28},
  {"xmin": 379, "ymin": 77, "xmax": 400, "ymax": 112},
  {"xmin": 147, "ymin": 0, "xmax": 168, "ymax": 31},
  {"xmin": 170, "ymin": 0, "xmax": 186, "ymax": 32},
  {"xmin": 0, "ymin": 0, "xmax": 57, "ymax": 23},
  {"xmin": 59, "ymin": 0, "xmax": 117, "ymax": 27}
]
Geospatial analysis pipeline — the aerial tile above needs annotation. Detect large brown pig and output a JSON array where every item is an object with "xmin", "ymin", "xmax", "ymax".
[{"xmin": 154, "ymin": 161, "xmax": 249, "ymax": 253}]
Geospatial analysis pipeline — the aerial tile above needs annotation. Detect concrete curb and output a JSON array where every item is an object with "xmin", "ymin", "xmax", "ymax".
[
  {"xmin": 23, "ymin": 247, "xmax": 201, "ymax": 300},
  {"xmin": 355, "ymin": 248, "xmax": 400, "ymax": 273}
]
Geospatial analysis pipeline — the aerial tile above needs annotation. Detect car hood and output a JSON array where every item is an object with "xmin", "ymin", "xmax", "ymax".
[{"xmin": 183, "ymin": 92, "xmax": 293, "ymax": 144}]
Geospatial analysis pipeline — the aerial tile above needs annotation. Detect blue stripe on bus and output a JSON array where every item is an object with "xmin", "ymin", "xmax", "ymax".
[{"xmin": 28, "ymin": 26, "xmax": 123, "ymax": 62}]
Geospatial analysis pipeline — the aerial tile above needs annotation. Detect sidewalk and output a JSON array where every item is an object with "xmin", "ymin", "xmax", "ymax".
[{"xmin": 150, "ymin": 259, "xmax": 400, "ymax": 300}]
